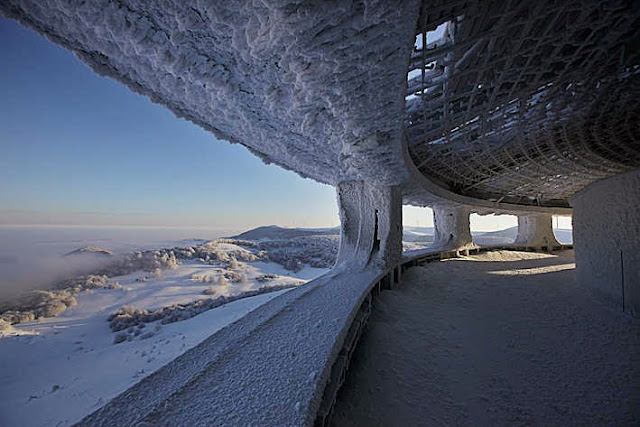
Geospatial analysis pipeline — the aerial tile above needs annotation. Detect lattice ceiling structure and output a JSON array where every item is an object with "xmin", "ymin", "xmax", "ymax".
[{"xmin": 406, "ymin": 0, "xmax": 640, "ymax": 208}]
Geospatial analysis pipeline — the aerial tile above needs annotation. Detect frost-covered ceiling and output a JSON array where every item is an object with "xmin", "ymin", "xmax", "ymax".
[
  {"xmin": 2, "ymin": 0, "xmax": 639, "ymax": 210},
  {"xmin": 1, "ymin": 0, "xmax": 419, "ymax": 186},
  {"xmin": 406, "ymin": 0, "xmax": 640, "ymax": 208}
]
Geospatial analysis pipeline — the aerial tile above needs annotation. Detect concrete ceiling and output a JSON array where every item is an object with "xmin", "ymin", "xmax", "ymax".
[{"xmin": 2, "ymin": 0, "xmax": 638, "ymax": 214}]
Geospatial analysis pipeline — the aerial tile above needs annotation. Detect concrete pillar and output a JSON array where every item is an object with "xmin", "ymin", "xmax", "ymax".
[
  {"xmin": 514, "ymin": 213, "xmax": 560, "ymax": 250},
  {"xmin": 431, "ymin": 205, "xmax": 474, "ymax": 251},
  {"xmin": 335, "ymin": 181, "xmax": 402, "ymax": 270},
  {"xmin": 570, "ymin": 168, "xmax": 640, "ymax": 317}
]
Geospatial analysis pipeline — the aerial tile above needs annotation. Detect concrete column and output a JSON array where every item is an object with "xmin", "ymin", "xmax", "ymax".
[
  {"xmin": 570, "ymin": 168, "xmax": 640, "ymax": 317},
  {"xmin": 431, "ymin": 205, "xmax": 474, "ymax": 251},
  {"xmin": 514, "ymin": 213, "xmax": 560, "ymax": 250},
  {"xmin": 335, "ymin": 181, "xmax": 402, "ymax": 270}
]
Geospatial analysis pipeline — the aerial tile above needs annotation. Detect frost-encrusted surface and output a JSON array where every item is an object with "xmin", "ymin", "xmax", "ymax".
[
  {"xmin": 406, "ymin": 1, "xmax": 640, "ymax": 207},
  {"xmin": 571, "ymin": 168, "xmax": 640, "ymax": 316},
  {"xmin": 1, "ymin": 0, "xmax": 419, "ymax": 185},
  {"xmin": 432, "ymin": 205, "xmax": 474, "ymax": 250},
  {"xmin": 332, "ymin": 251, "xmax": 640, "ymax": 425},
  {"xmin": 3, "ymin": 0, "xmax": 637, "ymax": 211},
  {"xmin": 77, "ymin": 266, "xmax": 383, "ymax": 426},
  {"xmin": 514, "ymin": 213, "xmax": 560, "ymax": 248},
  {"xmin": 336, "ymin": 182, "xmax": 403, "ymax": 268}
]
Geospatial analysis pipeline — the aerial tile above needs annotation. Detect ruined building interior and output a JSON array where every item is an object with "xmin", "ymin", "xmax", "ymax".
[{"xmin": 1, "ymin": 0, "xmax": 638, "ymax": 425}]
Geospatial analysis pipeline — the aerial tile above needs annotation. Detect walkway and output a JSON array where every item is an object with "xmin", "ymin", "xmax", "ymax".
[{"xmin": 331, "ymin": 250, "xmax": 640, "ymax": 426}]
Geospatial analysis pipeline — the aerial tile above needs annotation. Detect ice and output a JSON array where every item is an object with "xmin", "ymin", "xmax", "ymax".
[{"xmin": 0, "ymin": 0, "xmax": 421, "ymax": 186}]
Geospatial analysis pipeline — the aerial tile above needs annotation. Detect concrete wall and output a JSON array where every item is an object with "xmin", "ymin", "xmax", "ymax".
[
  {"xmin": 335, "ymin": 182, "xmax": 402, "ymax": 269},
  {"xmin": 514, "ymin": 213, "xmax": 560, "ymax": 249},
  {"xmin": 432, "ymin": 205, "xmax": 474, "ymax": 250},
  {"xmin": 570, "ymin": 168, "xmax": 640, "ymax": 317}
]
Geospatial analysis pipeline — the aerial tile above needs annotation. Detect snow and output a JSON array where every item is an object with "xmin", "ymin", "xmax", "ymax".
[
  {"xmin": 331, "ymin": 250, "xmax": 640, "ymax": 425},
  {"xmin": 0, "ymin": 256, "xmax": 327, "ymax": 426},
  {"xmin": 0, "ymin": 289, "xmax": 289, "ymax": 427},
  {"xmin": 74, "ymin": 265, "xmax": 386, "ymax": 426}
]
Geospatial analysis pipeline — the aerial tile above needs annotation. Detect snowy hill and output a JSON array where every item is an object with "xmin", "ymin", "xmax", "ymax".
[
  {"xmin": 64, "ymin": 246, "xmax": 114, "ymax": 257},
  {"xmin": 472, "ymin": 227, "xmax": 573, "ymax": 245},
  {"xmin": 472, "ymin": 227, "xmax": 518, "ymax": 245},
  {"xmin": 235, "ymin": 225, "xmax": 439, "ymax": 244},
  {"xmin": 402, "ymin": 226, "xmax": 435, "ymax": 243},
  {"xmin": 232, "ymin": 225, "xmax": 339, "ymax": 240}
]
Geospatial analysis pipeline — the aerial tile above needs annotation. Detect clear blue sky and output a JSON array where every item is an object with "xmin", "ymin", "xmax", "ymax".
[{"xmin": 0, "ymin": 16, "xmax": 340, "ymax": 229}]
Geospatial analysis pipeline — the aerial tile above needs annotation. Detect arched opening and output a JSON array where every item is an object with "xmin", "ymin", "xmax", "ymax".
[
  {"xmin": 470, "ymin": 213, "xmax": 518, "ymax": 246},
  {"xmin": 402, "ymin": 205, "xmax": 434, "ymax": 252},
  {"xmin": 552, "ymin": 215, "xmax": 573, "ymax": 244}
]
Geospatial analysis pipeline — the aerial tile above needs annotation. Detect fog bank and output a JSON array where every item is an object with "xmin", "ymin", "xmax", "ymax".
[{"xmin": 0, "ymin": 226, "xmax": 238, "ymax": 300}]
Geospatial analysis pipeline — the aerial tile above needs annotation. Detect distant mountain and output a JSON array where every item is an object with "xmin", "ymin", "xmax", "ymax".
[
  {"xmin": 402, "ymin": 227, "xmax": 435, "ymax": 243},
  {"xmin": 234, "ymin": 225, "xmax": 438, "ymax": 243},
  {"xmin": 64, "ymin": 246, "xmax": 114, "ymax": 257},
  {"xmin": 472, "ymin": 227, "xmax": 518, "ymax": 245},
  {"xmin": 403, "ymin": 226, "xmax": 435, "ymax": 234},
  {"xmin": 231, "ymin": 225, "xmax": 339, "ymax": 241},
  {"xmin": 231, "ymin": 225, "xmax": 573, "ymax": 245},
  {"xmin": 472, "ymin": 227, "xmax": 573, "ymax": 245}
]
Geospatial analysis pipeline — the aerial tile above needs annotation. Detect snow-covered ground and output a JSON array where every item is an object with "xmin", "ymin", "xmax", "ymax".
[
  {"xmin": 0, "ymin": 238, "xmax": 328, "ymax": 426},
  {"xmin": 331, "ymin": 250, "xmax": 639, "ymax": 426}
]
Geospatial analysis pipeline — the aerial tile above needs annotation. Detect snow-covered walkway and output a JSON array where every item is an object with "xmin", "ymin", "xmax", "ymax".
[{"xmin": 331, "ymin": 250, "xmax": 640, "ymax": 426}]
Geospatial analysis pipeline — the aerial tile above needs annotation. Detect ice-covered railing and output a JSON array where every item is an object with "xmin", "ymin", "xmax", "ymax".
[{"xmin": 404, "ymin": 0, "xmax": 640, "ymax": 208}]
